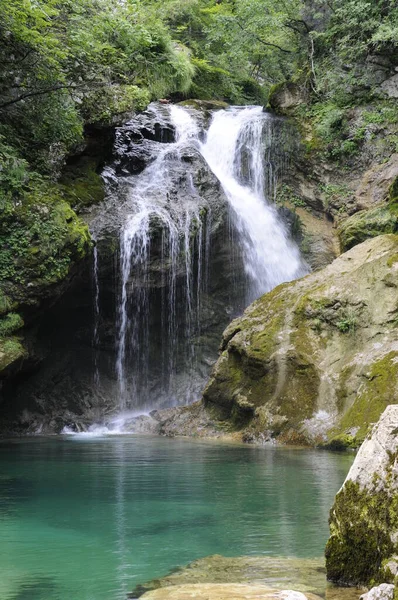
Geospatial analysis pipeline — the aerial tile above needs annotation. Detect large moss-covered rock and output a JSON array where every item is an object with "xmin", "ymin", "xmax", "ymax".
[
  {"xmin": 325, "ymin": 405, "xmax": 398, "ymax": 587},
  {"xmin": 202, "ymin": 235, "xmax": 398, "ymax": 447},
  {"xmin": 0, "ymin": 189, "xmax": 91, "ymax": 308}
]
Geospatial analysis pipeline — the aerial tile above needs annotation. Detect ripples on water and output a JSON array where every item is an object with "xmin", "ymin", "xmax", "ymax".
[{"xmin": 0, "ymin": 436, "xmax": 353, "ymax": 600}]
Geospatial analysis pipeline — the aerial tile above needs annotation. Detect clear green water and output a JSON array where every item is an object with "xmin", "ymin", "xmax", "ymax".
[{"xmin": 0, "ymin": 435, "xmax": 353, "ymax": 600}]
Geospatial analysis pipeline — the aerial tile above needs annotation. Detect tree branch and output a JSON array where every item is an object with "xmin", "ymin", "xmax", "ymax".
[{"xmin": 235, "ymin": 19, "xmax": 294, "ymax": 54}]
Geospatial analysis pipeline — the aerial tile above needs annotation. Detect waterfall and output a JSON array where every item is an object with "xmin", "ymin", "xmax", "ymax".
[
  {"xmin": 91, "ymin": 102, "xmax": 307, "ymax": 417},
  {"xmin": 92, "ymin": 241, "xmax": 101, "ymax": 387},
  {"xmin": 200, "ymin": 106, "xmax": 306, "ymax": 302},
  {"xmin": 114, "ymin": 105, "xmax": 206, "ymax": 411}
]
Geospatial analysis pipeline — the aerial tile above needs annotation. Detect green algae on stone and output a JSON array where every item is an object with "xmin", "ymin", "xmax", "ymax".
[
  {"xmin": 333, "ymin": 352, "xmax": 398, "ymax": 445},
  {"xmin": 326, "ymin": 480, "xmax": 398, "ymax": 586},
  {"xmin": 390, "ymin": 176, "xmax": 398, "ymax": 203},
  {"xmin": 0, "ymin": 186, "xmax": 91, "ymax": 292},
  {"xmin": 0, "ymin": 181, "xmax": 92, "ymax": 377}
]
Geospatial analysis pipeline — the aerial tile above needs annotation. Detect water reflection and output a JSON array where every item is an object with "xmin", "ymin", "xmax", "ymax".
[{"xmin": 0, "ymin": 436, "xmax": 353, "ymax": 600}]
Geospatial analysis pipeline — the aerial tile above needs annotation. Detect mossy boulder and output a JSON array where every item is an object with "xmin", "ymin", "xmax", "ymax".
[
  {"xmin": 338, "ymin": 204, "xmax": 398, "ymax": 252},
  {"xmin": 339, "ymin": 171, "xmax": 398, "ymax": 252},
  {"xmin": 326, "ymin": 405, "xmax": 398, "ymax": 587},
  {"xmin": 201, "ymin": 235, "xmax": 398, "ymax": 447}
]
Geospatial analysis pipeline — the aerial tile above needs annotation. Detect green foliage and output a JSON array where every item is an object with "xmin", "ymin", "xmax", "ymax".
[
  {"xmin": 336, "ymin": 314, "xmax": 357, "ymax": 334},
  {"xmin": 0, "ymin": 138, "xmax": 31, "ymax": 211},
  {"xmin": 0, "ymin": 313, "xmax": 24, "ymax": 338},
  {"xmin": 276, "ymin": 184, "xmax": 307, "ymax": 208},
  {"xmin": 0, "ymin": 0, "xmax": 197, "ymax": 174},
  {"xmin": 0, "ymin": 182, "xmax": 91, "ymax": 287},
  {"xmin": 60, "ymin": 159, "xmax": 105, "ymax": 210}
]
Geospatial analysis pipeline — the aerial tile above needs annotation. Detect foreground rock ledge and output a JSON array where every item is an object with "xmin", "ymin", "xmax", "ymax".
[
  {"xmin": 139, "ymin": 584, "xmax": 323, "ymax": 600},
  {"xmin": 130, "ymin": 555, "xmax": 363, "ymax": 600},
  {"xmin": 326, "ymin": 405, "xmax": 398, "ymax": 586}
]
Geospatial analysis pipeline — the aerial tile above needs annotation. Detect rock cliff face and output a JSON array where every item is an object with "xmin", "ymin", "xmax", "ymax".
[
  {"xmin": 268, "ymin": 83, "xmax": 398, "ymax": 267},
  {"xmin": 326, "ymin": 405, "xmax": 398, "ymax": 587},
  {"xmin": 201, "ymin": 235, "xmax": 398, "ymax": 447}
]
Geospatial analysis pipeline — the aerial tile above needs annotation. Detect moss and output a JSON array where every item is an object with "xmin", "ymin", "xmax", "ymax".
[
  {"xmin": 0, "ymin": 337, "xmax": 26, "ymax": 372},
  {"xmin": 335, "ymin": 352, "xmax": 398, "ymax": 444},
  {"xmin": 326, "ymin": 479, "xmax": 398, "ymax": 586},
  {"xmin": 0, "ymin": 313, "xmax": 24, "ymax": 337},
  {"xmin": 390, "ymin": 177, "xmax": 398, "ymax": 203},
  {"xmin": 338, "ymin": 206, "xmax": 398, "ymax": 252},
  {"xmin": 325, "ymin": 433, "xmax": 358, "ymax": 451},
  {"xmin": 60, "ymin": 158, "xmax": 105, "ymax": 210},
  {"xmin": 387, "ymin": 253, "xmax": 398, "ymax": 268},
  {"xmin": 0, "ymin": 180, "xmax": 91, "ymax": 375},
  {"xmin": 0, "ymin": 184, "xmax": 91, "ymax": 290},
  {"xmin": 0, "ymin": 291, "xmax": 14, "ymax": 316}
]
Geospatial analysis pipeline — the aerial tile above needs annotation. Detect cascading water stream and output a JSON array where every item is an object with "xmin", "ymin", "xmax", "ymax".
[
  {"xmin": 92, "ymin": 241, "xmax": 101, "ymax": 387},
  {"xmin": 91, "ymin": 103, "xmax": 307, "ymax": 421},
  {"xmin": 199, "ymin": 106, "xmax": 306, "ymax": 302},
  {"xmin": 115, "ymin": 105, "xmax": 205, "ymax": 411}
]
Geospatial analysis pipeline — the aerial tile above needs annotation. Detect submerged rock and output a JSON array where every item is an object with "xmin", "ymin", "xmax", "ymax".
[
  {"xmin": 130, "ymin": 554, "xmax": 362, "ymax": 600},
  {"xmin": 138, "ymin": 584, "xmax": 323, "ymax": 600},
  {"xmin": 196, "ymin": 234, "xmax": 398, "ymax": 447},
  {"xmin": 130, "ymin": 555, "xmax": 327, "ymax": 597},
  {"xmin": 326, "ymin": 405, "xmax": 398, "ymax": 586}
]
